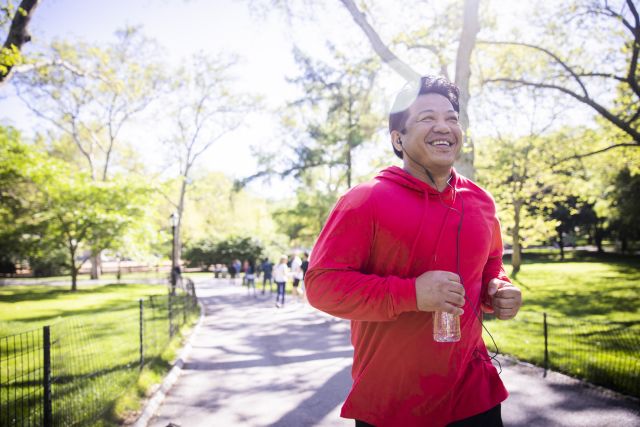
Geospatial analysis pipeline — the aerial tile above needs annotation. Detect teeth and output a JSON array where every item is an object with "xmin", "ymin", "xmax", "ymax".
[{"xmin": 431, "ymin": 140, "xmax": 452, "ymax": 146}]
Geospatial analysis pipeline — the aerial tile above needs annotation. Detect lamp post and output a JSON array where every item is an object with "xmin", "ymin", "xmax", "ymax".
[{"xmin": 170, "ymin": 212, "xmax": 178, "ymax": 294}]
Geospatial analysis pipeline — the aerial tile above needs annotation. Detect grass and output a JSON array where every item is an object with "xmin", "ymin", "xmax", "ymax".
[
  {"xmin": 483, "ymin": 250, "xmax": 640, "ymax": 397},
  {"xmin": 0, "ymin": 282, "xmax": 199, "ymax": 426}
]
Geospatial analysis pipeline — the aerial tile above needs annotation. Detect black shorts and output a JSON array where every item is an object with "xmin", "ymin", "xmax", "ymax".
[{"xmin": 293, "ymin": 278, "xmax": 300, "ymax": 287}]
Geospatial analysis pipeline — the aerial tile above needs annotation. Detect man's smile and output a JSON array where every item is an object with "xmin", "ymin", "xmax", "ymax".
[{"xmin": 427, "ymin": 139, "xmax": 455, "ymax": 147}]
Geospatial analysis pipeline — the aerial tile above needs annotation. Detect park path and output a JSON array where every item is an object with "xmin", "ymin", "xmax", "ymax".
[{"xmin": 142, "ymin": 278, "xmax": 639, "ymax": 427}]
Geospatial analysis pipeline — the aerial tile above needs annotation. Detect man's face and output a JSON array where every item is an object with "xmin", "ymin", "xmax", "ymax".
[{"xmin": 394, "ymin": 93, "xmax": 463, "ymax": 172}]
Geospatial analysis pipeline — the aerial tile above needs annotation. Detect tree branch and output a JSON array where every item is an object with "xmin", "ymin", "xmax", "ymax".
[
  {"xmin": 551, "ymin": 143, "xmax": 638, "ymax": 167},
  {"xmin": 339, "ymin": 0, "xmax": 420, "ymax": 81},
  {"xmin": 484, "ymin": 77, "xmax": 640, "ymax": 143},
  {"xmin": 478, "ymin": 40, "xmax": 589, "ymax": 97}
]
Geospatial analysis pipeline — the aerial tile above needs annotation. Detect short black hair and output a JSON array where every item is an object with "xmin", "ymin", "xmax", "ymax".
[{"xmin": 388, "ymin": 75, "xmax": 460, "ymax": 159}]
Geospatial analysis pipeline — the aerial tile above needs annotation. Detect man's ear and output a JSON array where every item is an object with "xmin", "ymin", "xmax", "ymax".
[{"xmin": 390, "ymin": 130, "xmax": 403, "ymax": 152}]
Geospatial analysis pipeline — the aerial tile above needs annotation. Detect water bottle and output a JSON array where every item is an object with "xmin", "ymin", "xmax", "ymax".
[{"xmin": 433, "ymin": 311, "xmax": 460, "ymax": 342}]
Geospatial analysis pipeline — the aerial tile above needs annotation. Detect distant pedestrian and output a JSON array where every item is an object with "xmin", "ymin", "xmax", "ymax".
[
  {"xmin": 300, "ymin": 252, "xmax": 309, "ymax": 301},
  {"xmin": 246, "ymin": 260, "xmax": 256, "ymax": 296},
  {"xmin": 273, "ymin": 255, "xmax": 289, "ymax": 308},
  {"xmin": 232, "ymin": 259, "xmax": 241, "ymax": 285},
  {"xmin": 261, "ymin": 258, "xmax": 274, "ymax": 294},
  {"xmin": 291, "ymin": 253, "xmax": 303, "ymax": 301},
  {"xmin": 242, "ymin": 259, "xmax": 250, "ymax": 286}
]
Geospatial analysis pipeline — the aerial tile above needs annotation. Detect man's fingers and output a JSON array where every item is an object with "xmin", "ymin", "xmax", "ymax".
[
  {"xmin": 445, "ymin": 293, "xmax": 465, "ymax": 308},
  {"xmin": 446, "ymin": 272, "xmax": 461, "ymax": 283},
  {"xmin": 494, "ymin": 308, "xmax": 517, "ymax": 320},
  {"xmin": 443, "ymin": 302, "xmax": 464, "ymax": 316}
]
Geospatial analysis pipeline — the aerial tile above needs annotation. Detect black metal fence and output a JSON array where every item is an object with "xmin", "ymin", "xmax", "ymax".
[
  {"xmin": 483, "ymin": 310, "xmax": 640, "ymax": 399},
  {"xmin": 0, "ymin": 279, "xmax": 199, "ymax": 427}
]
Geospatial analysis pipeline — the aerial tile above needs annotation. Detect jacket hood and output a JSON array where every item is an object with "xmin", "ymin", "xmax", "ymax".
[{"xmin": 377, "ymin": 165, "xmax": 458, "ymax": 196}]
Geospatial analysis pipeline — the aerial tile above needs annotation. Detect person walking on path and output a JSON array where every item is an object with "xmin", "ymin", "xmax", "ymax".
[
  {"xmin": 305, "ymin": 76, "xmax": 522, "ymax": 427},
  {"xmin": 245, "ymin": 260, "xmax": 256, "ymax": 297},
  {"xmin": 273, "ymin": 255, "xmax": 289, "ymax": 308},
  {"xmin": 260, "ymin": 258, "xmax": 274, "ymax": 294},
  {"xmin": 291, "ymin": 253, "xmax": 303, "ymax": 301}
]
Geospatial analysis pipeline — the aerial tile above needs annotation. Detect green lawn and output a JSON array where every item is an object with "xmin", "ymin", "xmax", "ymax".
[
  {"xmin": 0, "ymin": 282, "xmax": 198, "ymax": 426},
  {"xmin": 483, "ymin": 250, "xmax": 640, "ymax": 398}
]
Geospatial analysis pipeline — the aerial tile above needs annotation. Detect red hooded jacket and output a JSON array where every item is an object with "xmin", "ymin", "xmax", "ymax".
[{"xmin": 305, "ymin": 166, "xmax": 510, "ymax": 426}]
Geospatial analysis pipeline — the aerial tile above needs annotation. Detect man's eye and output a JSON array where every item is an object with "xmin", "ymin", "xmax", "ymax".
[{"xmin": 418, "ymin": 116, "xmax": 434, "ymax": 122}]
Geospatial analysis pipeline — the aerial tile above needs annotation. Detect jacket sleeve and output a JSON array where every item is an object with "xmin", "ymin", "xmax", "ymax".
[{"xmin": 305, "ymin": 194, "xmax": 417, "ymax": 321}]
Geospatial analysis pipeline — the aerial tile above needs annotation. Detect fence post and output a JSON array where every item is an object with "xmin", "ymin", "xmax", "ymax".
[
  {"xmin": 139, "ymin": 299, "xmax": 144, "ymax": 369},
  {"xmin": 543, "ymin": 312, "xmax": 549, "ymax": 378},
  {"xmin": 183, "ymin": 293, "xmax": 187, "ymax": 325},
  {"xmin": 43, "ymin": 326, "xmax": 52, "ymax": 427},
  {"xmin": 168, "ymin": 293, "xmax": 174, "ymax": 338}
]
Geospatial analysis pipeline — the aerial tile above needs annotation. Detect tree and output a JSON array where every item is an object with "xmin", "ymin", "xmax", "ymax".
[
  {"xmin": 0, "ymin": 128, "xmax": 152, "ymax": 289},
  {"xmin": 38, "ymin": 172, "xmax": 152, "ymax": 291},
  {"xmin": 549, "ymin": 196, "xmax": 598, "ymax": 259},
  {"xmin": 475, "ymin": 91, "xmax": 584, "ymax": 276},
  {"xmin": 13, "ymin": 27, "xmax": 167, "ymax": 278},
  {"xmin": 0, "ymin": 0, "xmax": 40, "ymax": 86},
  {"xmin": 161, "ymin": 53, "xmax": 254, "ymax": 273},
  {"xmin": 272, "ymin": 177, "xmax": 340, "ymax": 247},
  {"xmin": 0, "ymin": 125, "xmax": 44, "ymax": 272},
  {"xmin": 480, "ymin": 0, "xmax": 639, "ymax": 159},
  {"xmin": 279, "ymin": 46, "xmax": 379, "ymax": 188},
  {"xmin": 609, "ymin": 167, "xmax": 640, "ymax": 252},
  {"xmin": 14, "ymin": 27, "xmax": 166, "ymax": 181},
  {"xmin": 239, "ymin": 45, "xmax": 381, "ymax": 244}
]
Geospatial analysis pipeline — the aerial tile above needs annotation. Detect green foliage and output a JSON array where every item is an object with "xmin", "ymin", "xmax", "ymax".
[
  {"xmin": 609, "ymin": 167, "xmax": 640, "ymax": 252},
  {"xmin": 283, "ymin": 46, "xmax": 380, "ymax": 189},
  {"xmin": 476, "ymin": 127, "xmax": 582, "ymax": 248},
  {"xmin": 184, "ymin": 236, "xmax": 264, "ymax": 269},
  {"xmin": 178, "ymin": 170, "xmax": 287, "ymax": 257},
  {"xmin": 272, "ymin": 184, "xmax": 337, "ymax": 247},
  {"xmin": 0, "ymin": 126, "xmax": 155, "ymax": 288}
]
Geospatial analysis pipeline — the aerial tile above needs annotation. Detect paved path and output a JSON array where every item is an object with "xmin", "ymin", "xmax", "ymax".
[{"xmin": 143, "ymin": 278, "xmax": 639, "ymax": 427}]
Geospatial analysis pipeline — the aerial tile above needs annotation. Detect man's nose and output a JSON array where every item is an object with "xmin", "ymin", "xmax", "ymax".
[{"xmin": 433, "ymin": 119, "xmax": 450, "ymax": 133}]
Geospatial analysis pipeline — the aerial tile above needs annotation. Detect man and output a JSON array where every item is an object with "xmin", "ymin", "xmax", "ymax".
[
  {"xmin": 261, "ymin": 257, "xmax": 274, "ymax": 294},
  {"xmin": 305, "ymin": 76, "xmax": 522, "ymax": 427}
]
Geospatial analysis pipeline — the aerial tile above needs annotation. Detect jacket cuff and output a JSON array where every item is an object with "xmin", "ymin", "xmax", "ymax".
[{"xmin": 390, "ymin": 277, "xmax": 418, "ymax": 314}]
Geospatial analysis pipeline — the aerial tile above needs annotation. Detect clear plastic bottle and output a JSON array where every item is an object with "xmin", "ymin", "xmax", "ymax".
[{"xmin": 433, "ymin": 311, "xmax": 461, "ymax": 342}]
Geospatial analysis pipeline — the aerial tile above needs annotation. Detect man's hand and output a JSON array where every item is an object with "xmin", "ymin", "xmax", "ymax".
[
  {"xmin": 415, "ymin": 270, "xmax": 465, "ymax": 315},
  {"xmin": 483, "ymin": 278, "xmax": 522, "ymax": 320}
]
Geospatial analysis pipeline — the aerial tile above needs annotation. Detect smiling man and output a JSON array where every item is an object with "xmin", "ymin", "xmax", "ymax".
[{"xmin": 305, "ymin": 76, "xmax": 522, "ymax": 427}]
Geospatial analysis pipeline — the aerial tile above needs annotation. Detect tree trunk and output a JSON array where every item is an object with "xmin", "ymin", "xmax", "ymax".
[
  {"xmin": 454, "ymin": 0, "xmax": 481, "ymax": 180},
  {"xmin": 511, "ymin": 200, "xmax": 522, "ymax": 277},
  {"xmin": 0, "ymin": 0, "xmax": 41, "ymax": 86},
  {"xmin": 558, "ymin": 230, "xmax": 565, "ymax": 260},
  {"xmin": 90, "ymin": 251, "xmax": 101, "ymax": 280},
  {"xmin": 595, "ymin": 222, "xmax": 604, "ymax": 253},
  {"xmin": 69, "ymin": 244, "xmax": 78, "ymax": 292}
]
